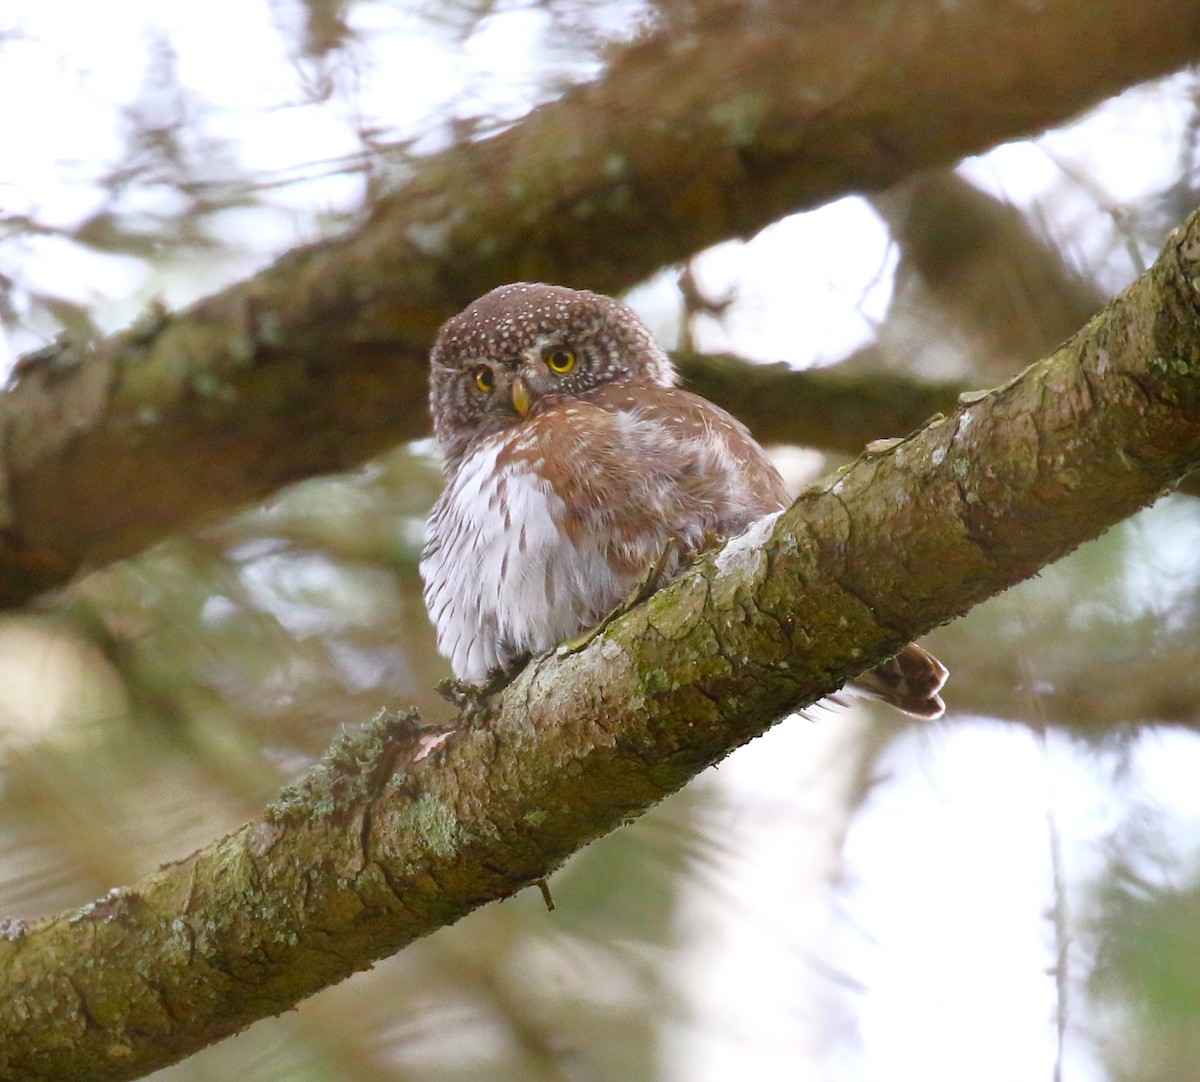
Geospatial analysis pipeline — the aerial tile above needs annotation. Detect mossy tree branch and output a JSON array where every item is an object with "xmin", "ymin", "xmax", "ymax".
[
  {"xmin": 674, "ymin": 353, "xmax": 966, "ymax": 453},
  {"xmin": 2, "ymin": 0, "xmax": 1198, "ymax": 606},
  {"xmin": 872, "ymin": 170, "xmax": 1108, "ymax": 375},
  {"xmin": 3, "ymin": 196, "xmax": 1200, "ymax": 1082}
]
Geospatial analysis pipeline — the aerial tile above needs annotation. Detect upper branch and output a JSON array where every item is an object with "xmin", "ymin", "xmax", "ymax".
[
  {"xmin": 3, "ymin": 198, "xmax": 1200, "ymax": 1082},
  {"xmin": 2, "ymin": 0, "xmax": 1199, "ymax": 605}
]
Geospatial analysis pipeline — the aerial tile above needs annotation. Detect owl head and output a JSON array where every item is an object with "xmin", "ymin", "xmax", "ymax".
[{"xmin": 428, "ymin": 283, "xmax": 677, "ymax": 465}]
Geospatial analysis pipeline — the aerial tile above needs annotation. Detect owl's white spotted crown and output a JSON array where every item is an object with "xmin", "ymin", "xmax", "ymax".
[{"xmin": 428, "ymin": 283, "xmax": 676, "ymax": 466}]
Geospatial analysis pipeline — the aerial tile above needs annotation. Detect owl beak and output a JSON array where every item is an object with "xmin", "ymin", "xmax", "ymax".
[{"xmin": 510, "ymin": 376, "xmax": 532, "ymax": 416}]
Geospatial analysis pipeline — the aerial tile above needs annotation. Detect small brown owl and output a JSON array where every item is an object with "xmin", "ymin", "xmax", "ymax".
[{"xmin": 420, "ymin": 283, "xmax": 946, "ymax": 717}]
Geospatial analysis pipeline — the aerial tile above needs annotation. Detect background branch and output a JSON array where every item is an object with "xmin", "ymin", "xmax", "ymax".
[
  {"xmin": 674, "ymin": 353, "xmax": 964, "ymax": 453},
  {"xmin": 871, "ymin": 170, "xmax": 1107, "ymax": 377},
  {"xmin": 1, "ymin": 0, "xmax": 1198, "ymax": 606}
]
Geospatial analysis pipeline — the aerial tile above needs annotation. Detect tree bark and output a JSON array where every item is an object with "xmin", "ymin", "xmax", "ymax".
[
  {"xmin": 871, "ymin": 170, "xmax": 1107, "ymax": 377},
  {"xmin": 3, "ymin": 197, "xmax": 1200, "ymax": 1082},
  {"xmin": 2, "ymin": 0, "xmax": 1198, "ymax": 606},
  {"xmin": 676, "ymin": 353, "xmax": 966, "ymax": 452}
]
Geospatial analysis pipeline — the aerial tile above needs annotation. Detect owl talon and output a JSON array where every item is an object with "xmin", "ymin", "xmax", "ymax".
[
  {"xmin": 555, "ymin": 539, "xmax": 679, "ymax": 658},
  {"xmin": 436, "ymin": 677, "xmax": 483, "ymax": 711},
  {"xmin": 436, "ymin": 664, "xmax": 522, "ymax": 723}
]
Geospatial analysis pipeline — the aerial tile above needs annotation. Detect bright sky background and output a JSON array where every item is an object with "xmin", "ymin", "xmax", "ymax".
[{"xmin": 2, "ymin": 5, "xmax": 1199, "ymax": 1081}]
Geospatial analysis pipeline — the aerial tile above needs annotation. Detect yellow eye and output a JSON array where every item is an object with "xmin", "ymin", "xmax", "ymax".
[
  {"xmin": 544, "ymin": 347, "xmax": 576, "ymax": 374},
  {"xmin": 473, "ymin": 365, "xmax": 494, "ymax": 392}
]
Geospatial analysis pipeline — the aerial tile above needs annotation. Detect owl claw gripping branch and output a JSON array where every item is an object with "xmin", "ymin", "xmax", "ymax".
[{"xmin": 420, "ymin": 283, "xmax": 947, "ymax": 719}]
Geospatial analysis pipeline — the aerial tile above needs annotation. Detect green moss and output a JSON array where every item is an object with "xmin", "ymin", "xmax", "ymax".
[
  {"xmin": 706, "ymin": 93, "xmax": 768, "ymax": 146},
  {"xmin": 1148, "ymin": 355, "xmax": 1196, "ymax": 376},
  {"xmin": 603, "ymin": 154, "xmax": 627, "ymax": 178},
  {"xmin": 190, "ymin": 371, "xmax": 229, "ymax": 399},
  {"xmin": 266, "ymin": 709, "xmax": 425, "ymax": 824},
  {"xmin": 639, "ymin": 667, "xmax": 681, "ymax": 696},
  {"xmin": 407, "ymin": 794, "xmax": 461, "ymax": 859},
  {"xmin": 256, "ymin": 310, "xmax": 283, "ymax": 347}
]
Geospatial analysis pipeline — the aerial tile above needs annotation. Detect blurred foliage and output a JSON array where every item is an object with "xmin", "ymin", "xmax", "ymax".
[{"xmin": 1088, "ymin": 815, "xmax": 1200, "ymax": 1082}]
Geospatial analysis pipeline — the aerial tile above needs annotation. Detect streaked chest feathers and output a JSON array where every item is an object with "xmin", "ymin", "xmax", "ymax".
[{"xmin": 421, "ymin": 395, "xmax": 779, "ymax": 683}]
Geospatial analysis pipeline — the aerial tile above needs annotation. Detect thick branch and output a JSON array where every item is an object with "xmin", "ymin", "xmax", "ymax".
[
  {"xmin": 2, "ymin": 0, "xmax": 1198, "ymax": 605},
  {"xmin": 675, "ymin": 352, "xmax": 965, "ymax": 453},
  {"xmin": 872, "ymin": 170, "xmax": 1107, "ymax": 376},
  {"xmin": 3, "ymin": 199, "xmax": 1200, "ymax": 1082}
]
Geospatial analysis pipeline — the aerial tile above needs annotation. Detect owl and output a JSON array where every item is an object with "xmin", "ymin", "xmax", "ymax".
[{"xmin": 420, "ymin": 283, "xmax": 946, "ymax": 718}]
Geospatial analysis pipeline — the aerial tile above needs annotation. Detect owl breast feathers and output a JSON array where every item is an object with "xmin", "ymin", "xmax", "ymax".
[{"xmin": 420, "ymin": 282, "xmax": 946, "ymax": 718}]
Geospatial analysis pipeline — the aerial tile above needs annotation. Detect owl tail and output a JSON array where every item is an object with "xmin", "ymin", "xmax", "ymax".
[{"xmin": 851, "ymin": 642, "xmax": 948, "ymax": 719}]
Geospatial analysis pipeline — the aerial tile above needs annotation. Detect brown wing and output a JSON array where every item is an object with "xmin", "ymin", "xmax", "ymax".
[
  {"xmin": 557, "ymin": 382, "xmax": 949, "ymax": 718},
  {"xmin": 584, "ymin": 381, "xmax": 790, "ymax": 532}
]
